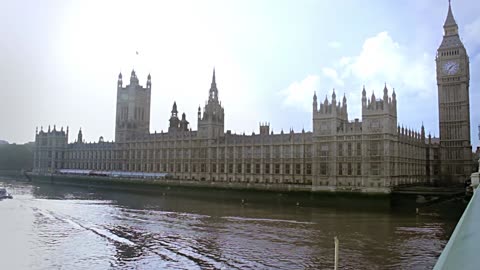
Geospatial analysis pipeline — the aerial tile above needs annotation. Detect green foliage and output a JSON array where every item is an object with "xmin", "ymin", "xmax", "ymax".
[{"xmin": 0, "ymin": 143, "xmax": 34, "ymax": 170}]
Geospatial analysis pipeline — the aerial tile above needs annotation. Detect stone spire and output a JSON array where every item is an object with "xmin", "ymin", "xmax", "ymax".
[
  {"xmin": 117, "ymin": 72, "xmax": 123, "ymax": 88},
  {"xmin": 169, "ymin": 102, "xmax": 180, "ymax": 132},
  {"xmin": 77, "ymin": 128, "xmax": 83, "ymax": 143},
  {"xmin": 440, "ymin": 0, "xmax": 460, "ymax": 40},
  {"xmin": 444, "ymin": 0, "xmax": 457, "ymax": 28},
  {"xmin": 130, "ymin": 69, "xmax": 139, "ymax": 85},
  {"xmin": 383, "ymin": 83, "xmax": 389, "ymax": 105},
  {"xmin": 212, "ymin": 67, "xmax": 216, "ymax": 85},
  {"xmin": 171, "ymin": 101, "xmax": 178, "ymax": 116},
  {"xmin": 146, "ymin": 73, "xmax": 151, "ymax": 88},
  {"xmin": 209, "ymin": 68, "xmax": 218, "ymax": 102},
  {"xmin": 362, "ymin": 85, "xmax": 367, "ymax": 107},
  {"xmin": 179, "ymin": 112, "xmax": 189, "ymax": 131}
]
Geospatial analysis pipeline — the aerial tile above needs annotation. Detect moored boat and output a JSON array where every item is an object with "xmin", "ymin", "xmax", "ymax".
[{"xmin": 0, "ymin": 187, "xmax": 13, "ymax": 199}]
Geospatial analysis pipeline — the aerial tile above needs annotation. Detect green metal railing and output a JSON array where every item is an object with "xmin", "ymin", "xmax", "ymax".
[{"xmin": 434, "ymin": 188, "xmax": 480, "ymax": 270}]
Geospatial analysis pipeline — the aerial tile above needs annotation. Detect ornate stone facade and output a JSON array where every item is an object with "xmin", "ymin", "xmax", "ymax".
[
  {"xmin": 33, "ymin": 70, "xmax": 437, "ymax": 191},
  {"xmin": 33, "ymin": 2, "xmax": 472, "ymax": 190}
]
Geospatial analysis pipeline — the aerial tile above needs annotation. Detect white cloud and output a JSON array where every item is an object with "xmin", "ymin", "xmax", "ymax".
[
  {"xmin": 281, "ymin": 31, "xmax": 436, "ymax": 114},
  {"xmin": 346, "ymin": 31, "xmax": 434, "ymax": 98},
  {"xmin": 280, "ymin": 75, "xmax": 319, "ymax": 111},
  {"xmin": 322, "ymin": 67, "xmax": 344, "ymax": 86}
]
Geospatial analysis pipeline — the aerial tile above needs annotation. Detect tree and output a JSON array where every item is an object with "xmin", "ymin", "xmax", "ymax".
[{"xmin": 0, "ymin": 143, "xmax": 34, "ymax": 170}]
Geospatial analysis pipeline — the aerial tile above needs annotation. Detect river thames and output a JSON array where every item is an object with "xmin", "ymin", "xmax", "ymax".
[{"xmin": 0, "ymin": 178, "xmax": 466, "ymax": 269}]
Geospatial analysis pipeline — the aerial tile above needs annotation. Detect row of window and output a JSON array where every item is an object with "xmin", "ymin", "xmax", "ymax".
[
  {"xmin": 64, "ymin": 162, "xmax": 313, "ymax": 175},
  {"xmin": 440, "ymin": 49, "xmax": 459, "ymax": 57}
]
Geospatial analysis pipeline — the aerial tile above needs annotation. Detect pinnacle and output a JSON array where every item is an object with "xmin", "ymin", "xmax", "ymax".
[{"xmin": 444, "ymin": 0, "xmax": 457, "ymax": 27}]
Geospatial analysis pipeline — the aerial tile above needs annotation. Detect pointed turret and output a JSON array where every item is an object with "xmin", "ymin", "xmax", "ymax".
[
  {"xmin": 77, "ymin": 128, "xmax": 83, "ymax": 143},
  {"xmin": 362, "ymin": 85, "xmax": 367, "ymax": 107},
  {"xmin": 171, "ymin": 101, "xmax": 178, "ymax": 115},
  {"xmin": 441, "ymin": 0, "xmax": 459, "ymax": 38},
  {"xmin": 130, "ymin": 69, "xmax": 139, "ymax": 85},
  {"xmin": 212, "ymin": 68, "xmax": 216, "ymax": 86},
  {"xmin": 444, "ymin": 0, "xmax": 457, "ymax": 28},
  {"xmin": 169, "ymin": 102, "xmax": 180, "ymax": 132},
  {"xmin": 179, "ymin": 112, "xmax": 189, "ymax": 131},
  {"xmin": 118, "ymin": 72, "xmax": 123, "ymax": 88},
  {"xmin": 146, "ymin": 73, "xmax": 151, "ymax": 88},
  {"xmin": 198, "ymin": 68, "xmax": 225, "ymax": 137},
  {"xmin": 313, "ymin": 91, "xmax": 318, "ymax": 112},
  {"xmin": 209, "ymin": 68, "xmax": 218, "ymax": 102}
]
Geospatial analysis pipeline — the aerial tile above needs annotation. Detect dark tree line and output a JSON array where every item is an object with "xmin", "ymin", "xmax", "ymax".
[{"xmin": 0, "ymin": 143, "xmax": 34, "ymax": 170}]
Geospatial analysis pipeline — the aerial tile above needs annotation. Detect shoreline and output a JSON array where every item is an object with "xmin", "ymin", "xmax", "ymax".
[{"xmin": 25, "ymin": 172, "xmax": 393, "ymax": 196}]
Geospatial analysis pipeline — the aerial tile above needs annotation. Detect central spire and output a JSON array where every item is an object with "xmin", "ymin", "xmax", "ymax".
[
  {"xmin": 209, "ymin": 68, "xmax": 218, "ymax": 102},
  {"xmin": 212, "ymin": 67, "xmax": 216, "ymax": 86}
]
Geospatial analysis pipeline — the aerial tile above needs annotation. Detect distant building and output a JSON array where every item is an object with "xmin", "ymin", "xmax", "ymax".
[{"xmin": 33, "ymin": 2, "xmax": 472, "ymax": 190}]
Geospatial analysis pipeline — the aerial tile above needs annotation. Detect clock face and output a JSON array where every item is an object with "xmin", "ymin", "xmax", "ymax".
[{"xmin": 443, "ymin": 60, "xmax": 459, "ymax": 75}]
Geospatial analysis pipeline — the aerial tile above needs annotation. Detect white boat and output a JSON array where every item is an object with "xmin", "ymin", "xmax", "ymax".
[{"xmin": 0, "ymin": 187, "xmax": 12, "ymax": 199}]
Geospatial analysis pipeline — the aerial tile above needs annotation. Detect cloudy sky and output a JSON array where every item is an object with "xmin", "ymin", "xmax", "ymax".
[{"xmin": 1, "ymin": 0, "xmax": 479, "ymax": 148}]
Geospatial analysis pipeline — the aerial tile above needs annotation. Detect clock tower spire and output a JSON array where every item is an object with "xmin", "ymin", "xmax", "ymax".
[{"xmin": 436, "ymin": 0, "xmax": 472, "ymax": 183}]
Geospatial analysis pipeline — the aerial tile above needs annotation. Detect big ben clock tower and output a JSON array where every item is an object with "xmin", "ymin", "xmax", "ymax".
[{"xmin": 436, "ymin": 1, "xmax": 472, "ymax": 183}]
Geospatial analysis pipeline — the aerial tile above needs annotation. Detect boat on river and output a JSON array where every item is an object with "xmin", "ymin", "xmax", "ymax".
[{"xmin": 0, "ymin": 187, "xmax": 13, "ymax": 199}]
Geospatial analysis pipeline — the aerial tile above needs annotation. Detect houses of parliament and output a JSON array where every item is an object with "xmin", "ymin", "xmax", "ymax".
[{"xmin": 33, "ymin": 2, "xmax": 473, "ymax": 192}]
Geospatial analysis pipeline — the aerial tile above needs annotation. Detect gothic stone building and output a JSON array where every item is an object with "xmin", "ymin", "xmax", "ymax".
[
  {"xmin": 33, "ymin": 2, "xmax": 472, "ymax": 190},
  {"xmin": 436, "ymin": 2, "xmax": 472, "ymax": 182}
]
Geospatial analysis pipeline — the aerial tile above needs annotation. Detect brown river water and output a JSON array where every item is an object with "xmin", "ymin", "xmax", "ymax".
[{"xmin": 0, "ymin": 178, "xmax": 466, "ymax": 269}]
